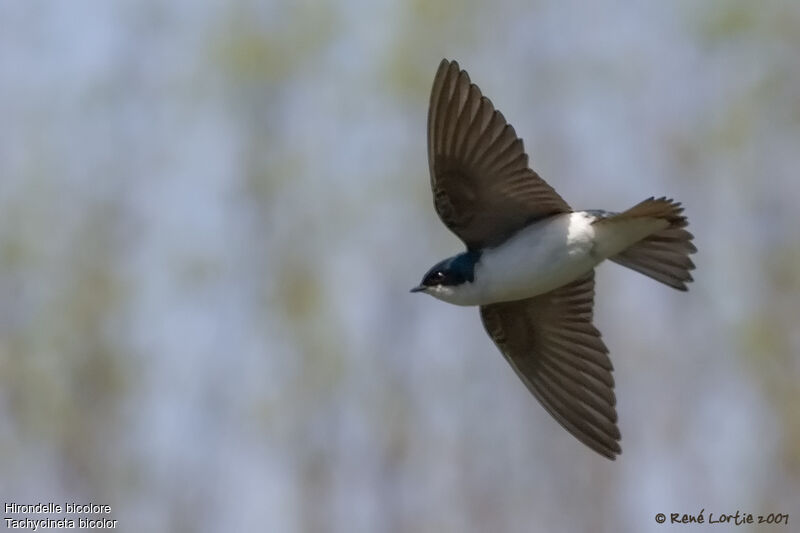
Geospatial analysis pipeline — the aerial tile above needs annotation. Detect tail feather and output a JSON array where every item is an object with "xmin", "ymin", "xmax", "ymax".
[{"xmin": 604, "ymin": 197, "xmax": 697, "ymax": 291}]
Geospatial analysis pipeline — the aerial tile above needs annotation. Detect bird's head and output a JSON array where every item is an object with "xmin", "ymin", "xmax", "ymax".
[{"xmin": 411, "ymin": 250, "xmax": 482, "ymax": 306}]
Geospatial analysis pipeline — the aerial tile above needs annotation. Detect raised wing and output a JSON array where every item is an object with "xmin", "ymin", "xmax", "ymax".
[
  {"xmin": 479, "ymin": 270, "xmax": 621, "ymax": 459},
  {"xmin": 428, "ymin": 59, "xmax": 571, "ymax": 250}
]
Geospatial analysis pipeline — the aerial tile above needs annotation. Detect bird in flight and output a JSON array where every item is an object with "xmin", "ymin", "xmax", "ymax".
[{"xmin": 411, "ymin": 59, "xmax": 696, "ymax": 459}]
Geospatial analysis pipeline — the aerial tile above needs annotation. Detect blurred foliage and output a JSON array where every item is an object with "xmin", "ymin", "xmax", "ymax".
[
  {"xmin": 1, "ymin": 200, "xmax": 131, "ymax": 497},
  {"xmin": 383, "ymin": 0, "xmax": 482, "ymax": 100},
  {"xmin": 212, "ymin": 1, "xmax": 339, "ymax": 85},
  {"xmin": 742, "ymin": 243, "xmax": 800, "ymax": 473}
]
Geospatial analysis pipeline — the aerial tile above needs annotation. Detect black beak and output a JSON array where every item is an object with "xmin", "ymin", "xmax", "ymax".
[{"xmin": 410, "ymin": 285, "xmax": 426, "ymax": 293}]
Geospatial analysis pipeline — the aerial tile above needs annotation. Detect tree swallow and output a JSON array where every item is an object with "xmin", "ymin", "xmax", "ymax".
[{"xmin": 412, "ymin": 59, "xmax": 696, "ymax": 459}]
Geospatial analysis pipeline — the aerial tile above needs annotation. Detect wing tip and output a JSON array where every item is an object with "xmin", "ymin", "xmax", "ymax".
[
  {"xmin": 439, "ymin": 57, "xmax": 457, "ymax": 68},
  {"xmin": 603, "ymin": 443, "xmax": 622, "ymax": 460},
  {"xmin": 437, "ymin": 58, "xmax": 460, "ymax": 78},
  {"xmin": 591, "ymin": 435, "xmax": 622, "ymax": 460}
]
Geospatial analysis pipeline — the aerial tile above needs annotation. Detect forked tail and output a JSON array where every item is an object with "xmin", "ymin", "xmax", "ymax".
[{"xmin": 605, "ymin": 197, "xmax": 697, "ymax": 291}]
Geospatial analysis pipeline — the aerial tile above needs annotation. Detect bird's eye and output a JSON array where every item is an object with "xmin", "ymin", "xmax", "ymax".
[{"xmin": 431, "ymin": 271, "xmax": 445, "ymax": 284}]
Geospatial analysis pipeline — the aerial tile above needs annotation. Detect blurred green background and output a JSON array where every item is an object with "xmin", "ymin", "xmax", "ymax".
[{"xmin": 1, "ymin": 1, "xmax": 799, "ymax": 532}]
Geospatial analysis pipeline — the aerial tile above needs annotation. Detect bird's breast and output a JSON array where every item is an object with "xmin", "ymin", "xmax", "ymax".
[{"xmin": 475, "ymin": 213, "xmax": 599, "ymax": 303}]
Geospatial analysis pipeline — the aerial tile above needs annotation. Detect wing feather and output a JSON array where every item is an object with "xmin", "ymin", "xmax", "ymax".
[
  {"xmin": 480, "ymin": 270, "xmax": 622, "ymax": 459},
  {"xmin": 428, "ymin": 59, "xmax": 571, "ymax": 249}
]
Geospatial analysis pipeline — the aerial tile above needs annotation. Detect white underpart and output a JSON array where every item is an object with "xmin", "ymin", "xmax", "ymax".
[{"xmin": 428, "ymin": 212, "xmax": 668, "ymax": 306}]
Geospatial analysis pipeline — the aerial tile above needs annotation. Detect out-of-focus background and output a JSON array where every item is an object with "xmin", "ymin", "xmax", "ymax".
[{"xmin": 1, "ymin": 1, "xmax": 799, "ymax": 532}]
